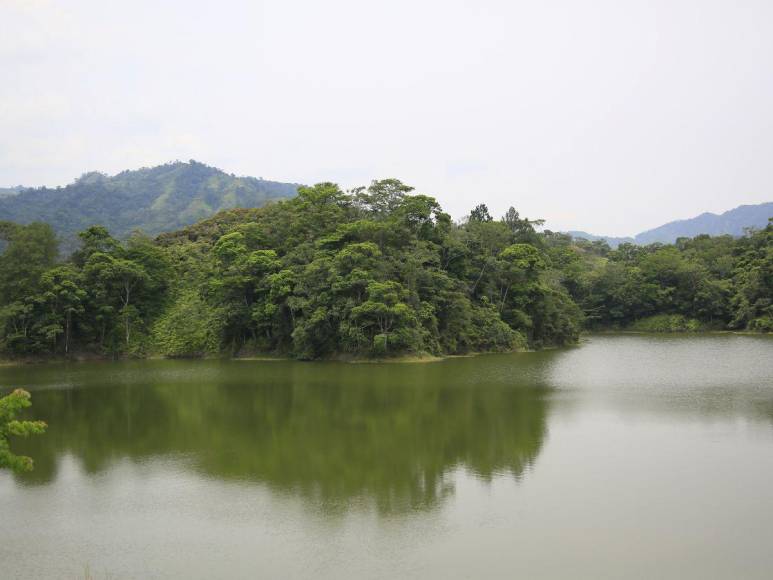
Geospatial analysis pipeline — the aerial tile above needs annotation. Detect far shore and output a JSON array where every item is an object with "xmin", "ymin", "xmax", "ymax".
[
  {"xmin": 0, "ymin": 350, "xmax": 494, "ymax": 367},
  {"xmin": 587, "ymin": 329, "xmax": 767, "ymax": 336}
]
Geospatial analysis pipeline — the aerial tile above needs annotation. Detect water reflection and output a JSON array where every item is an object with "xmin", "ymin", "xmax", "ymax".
[
  {"xmin": 548, "ymin": 334, "xmax": 773, "ymax": 422},
  {"xmin": 4, "ymin": 337, "xmax": 773, "ymax": 579},
  {"xmin": 7, "ymin": 354, "xmax": 555, "ymax": 513}
]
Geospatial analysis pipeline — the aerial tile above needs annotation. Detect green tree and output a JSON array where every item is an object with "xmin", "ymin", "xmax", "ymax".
[
  {"xmin": 72, "ymin": 225, "xmax": 120, "ymax": 266},
  {"xmin": 84, "ymin": 253, "xmax": 150, "ymax": 348},
  {"xmin": 469, "ymin": 203, "xmax": 493, "ymax": 223},
  {"xmin": 36, "ymin": 265, "xmax": 87, "ymax": 353},
  {"xmin": 0, "ymin": 223, "xmax": 59, "ymax": 353},
  {"xmin": 351, "ymin": 281, "xmax": 418, "ymax": 354},
  {"xmin": 502, "ymin": 206, "xmax": 544, "ymax": 244},
  {"xmin": 496, "ymin": 244, "xmax": 545, "ymax": 312},
  {"xmin": 152, "ymin": 289, "xmax": 221, "ymax": 357}
]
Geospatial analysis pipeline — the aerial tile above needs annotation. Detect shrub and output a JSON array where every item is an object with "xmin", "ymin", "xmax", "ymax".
[
  {"xmin": 152, "ymin": 290, "xmax": 222, "ymax": 357},
  {"xmin": 630, "ymin": 314, "xmax": 701, "ymax": 332}
]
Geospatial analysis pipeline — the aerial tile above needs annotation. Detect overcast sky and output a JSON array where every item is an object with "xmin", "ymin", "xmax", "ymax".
[{"xmin": 2, "ymin": 0, "xmax": 772, "ymax": 235}]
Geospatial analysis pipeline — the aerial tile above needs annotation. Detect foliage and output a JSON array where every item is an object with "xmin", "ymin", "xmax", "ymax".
[
  {"xmin": 0, "ymin": 181, "xmax": 770, "ymax": 360},
  {"xmin": 563, "ymin": 219, "xmax": 773, "ymax": 332},
  {"xmin": 0, "ymin": 160, "xmax": 298, "ymax": 253},
  {"xmin": 152, "ymin": 290, "xmax": 222, "ymax": 357},
  {"xmin": 629, "ymin": 314, "xmax": 702, "ymax": 333},
  {"xmin": 0, "ymin": 389, "xmax": 46, "ymax": 472}
]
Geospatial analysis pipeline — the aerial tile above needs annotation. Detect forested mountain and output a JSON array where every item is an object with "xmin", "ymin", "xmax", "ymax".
[
  {"xmin": 570, "ymin": 202, "xmax": 773, "ymax": 247},
  {"xmin": 5, "ymin": 159, "xmax": 768, "ymax": 255},
  {"xmin": 565, "ymin": 231, "xmax": 634, "ymax": 247},
  {"xmin": 0, "ymin": 161, "xmax": 298, "ymax": 251},
  {"xmin": 635, "ymin": 202, "xmax": 773, "ymax": 244},
  {"xmin": 0, "ymin": 186, "xmax": 24, "ymax": 198},
  {"xmin": 1, "ymin": 180, "xmax": 770, "ymax": 361}
]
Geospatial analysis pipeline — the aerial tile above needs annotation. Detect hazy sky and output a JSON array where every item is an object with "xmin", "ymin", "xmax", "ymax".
[{"xmin": 2, "ymin": 0, "xmax": 772, "ymax": 235}]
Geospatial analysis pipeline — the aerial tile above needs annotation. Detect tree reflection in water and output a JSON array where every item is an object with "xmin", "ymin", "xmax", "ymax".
[{"xmin": 9, "ymin": 354, "xmax": 554, "ymax": 514}]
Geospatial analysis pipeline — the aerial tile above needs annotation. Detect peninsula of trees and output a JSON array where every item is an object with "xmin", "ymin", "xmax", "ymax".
[{"xmin": 0, "ymin": 180, "xmax": 771, "ymax": 360}]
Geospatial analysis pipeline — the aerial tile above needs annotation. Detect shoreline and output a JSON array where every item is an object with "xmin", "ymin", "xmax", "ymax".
[
  {"xmin": 1, "ymin": 330, "xmax": 768, "ymax": 367},
  {"xmin": 0, "ymin": 350, "xmax": 502, "ymax": 367},
  {"xmin": 586, "ymin": 329, "xmax": 766, "ymax": 336}
]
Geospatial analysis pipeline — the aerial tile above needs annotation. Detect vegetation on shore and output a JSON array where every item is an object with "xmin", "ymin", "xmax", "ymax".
[
  {"xmin": 0, "ymin": 179, "xmax": 770, "ymax": 361},
  {"xmin": 573, "ymin": 222, "xmax": 772, "ymax": 332}
]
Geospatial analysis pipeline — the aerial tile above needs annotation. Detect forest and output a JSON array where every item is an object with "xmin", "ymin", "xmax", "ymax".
[
  {"xmin": 0, "ymin": 160, "xmax": 298, "ymax": 253},
  {"xmin": 0, "ymin": 180, "xmax": 771, "ymax": 360}
]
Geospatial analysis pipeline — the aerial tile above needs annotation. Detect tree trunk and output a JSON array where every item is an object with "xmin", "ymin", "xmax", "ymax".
[
  {"xmin": 65, "ymin": 311, "xmax": 71, "ymax": 354},
  {"xmin": 123, "ymin": 281, "xmax": 132, "ymax": 346},
  {"xmin": 500, "ymin": 284, "xmax": 510, "ymax": 312},
  {"xmin": 471, "ymin": 259, "xmax": 488, "ymax": 294}
]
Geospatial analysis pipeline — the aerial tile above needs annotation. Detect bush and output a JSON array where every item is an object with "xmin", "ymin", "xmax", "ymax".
[
  {"xmin": 469, "ymin": 304, "xmax": 525, "ymax": 352},
  {"xmin": 749, "ymin": 316, "xmax": 773, "ymax": 332},
  {"xmin": 152, "ymin": 290, "xmax": 222, "ymax": 357},
  {"xmin": 629, "ymin": 314, "xmax": 701, "ymax": 332}
]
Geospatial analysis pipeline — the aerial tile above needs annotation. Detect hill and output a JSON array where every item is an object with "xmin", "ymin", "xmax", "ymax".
[
  {"xmin": 0, "ymin": 186, "xmax": 24, "ymax": 198},
  {"xmin": 564, "ymin": 231, "xmax": 634, "ymax": 247},
  {"xmin": 0, "ymin": 161, "xmax": 299, "ymax": 252},
  {"xmin": 569, "ymin": 202, "xmax": 773, "ymax": 247},
  {"xmin": 634, "ymin": 202, "xmax": 773, "ymax": 244},
  {"xmin": 2, "ymin": 179, "xmax": 770, "ymax": 362}
]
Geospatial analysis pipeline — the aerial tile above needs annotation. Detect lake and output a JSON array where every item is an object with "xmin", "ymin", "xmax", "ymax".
[{"xmin": 2, "ymin": 334, "xmax": 773, "ymax": 579}]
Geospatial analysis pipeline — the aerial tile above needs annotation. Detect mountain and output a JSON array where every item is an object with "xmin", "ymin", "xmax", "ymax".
[
  {"xmin": 0, "ymin": 186, "xmax": 24, "ymax": 198},
  {"xmin": 634, "ymin": 203, "xmax": 773, "ymax": 245},
  {"xmin": 569, "ymin": 202, "xmax": 773, "ymax": 247},
  {"xmin": 0, "ymin": 160, "xmax": 299, "ymax": 251},
  {"xmin": 564, "ymin": 231, "xmax": 634, "ymax": 247}
]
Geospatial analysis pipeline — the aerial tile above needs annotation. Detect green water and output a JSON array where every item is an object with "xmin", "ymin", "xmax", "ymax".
[{"xmin": 2, "ymin": 335, "xmax": 773, "ymax": 579}]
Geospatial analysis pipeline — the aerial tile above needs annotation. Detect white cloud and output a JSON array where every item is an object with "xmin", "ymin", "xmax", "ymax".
[{"xmin": 1, "ymin": 0, "xmax": 772, "ymax": 235}]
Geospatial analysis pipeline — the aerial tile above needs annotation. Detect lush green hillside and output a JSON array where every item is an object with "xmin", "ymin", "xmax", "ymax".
[
  {"xmin": 0, "ymin": 161, "xmax": 298, "ymax": 252},
  {"xmin": 569, "ymin": 202, "xmax": 773, "ymax": 247}
]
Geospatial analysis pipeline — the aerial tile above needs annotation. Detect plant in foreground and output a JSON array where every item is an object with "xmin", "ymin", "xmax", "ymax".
[{"xmin": 0, "ymin": 388, "xmax": 46, "ymax": 472}]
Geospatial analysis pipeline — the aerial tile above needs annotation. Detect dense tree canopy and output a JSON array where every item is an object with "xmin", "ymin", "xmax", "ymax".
[
  {"xmin": 548, "ymin": 218, "xmax": 773, "ymax": 332},
  {"xmin": 0, "ymin": 182, "xmax": 770, "ymax": 360}
]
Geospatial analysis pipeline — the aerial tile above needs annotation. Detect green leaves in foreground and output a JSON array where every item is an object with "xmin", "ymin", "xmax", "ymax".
[{"xmin": 0, "ymin": 389, "xmax": 47, "ymax": 472}]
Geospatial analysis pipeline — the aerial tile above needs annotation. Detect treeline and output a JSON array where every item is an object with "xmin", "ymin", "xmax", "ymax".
[
  {"xmin": 0, "ymin": 180, "xmax": 770, "ymax": 359},
  {"xmin": 554, "ymin": 223, "xmax": 773, "ymax": 332}
]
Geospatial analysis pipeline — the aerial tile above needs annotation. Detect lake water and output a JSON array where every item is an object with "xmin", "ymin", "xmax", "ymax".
[{"xmin": 2, "ymin": 334, "xmax": 773, "ymax": 579}]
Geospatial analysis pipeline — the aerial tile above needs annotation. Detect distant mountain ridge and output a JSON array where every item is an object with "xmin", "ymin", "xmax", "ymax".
[
  {"xmin": 3, "ymin": 161, "xmax": 770, "ymax": 252},
  {"xmin": 569, "ymin": 202, "xmax": 773, "ymax": 247},
  {"xmin": 0, "ymin": 186, "xmax": 24, "ymax": 198},
  {"xmin": 564, "ymin": 231, "xmax": 634, "ymax": 247},
  {"xmin": 0, "ymin": 160, "xmax": 299, "ymax": 251}
]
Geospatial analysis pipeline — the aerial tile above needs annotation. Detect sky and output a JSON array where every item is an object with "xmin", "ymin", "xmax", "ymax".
[{"xmin": 1, "ymin": 0, "xmax": 772, "ymax": 236}]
